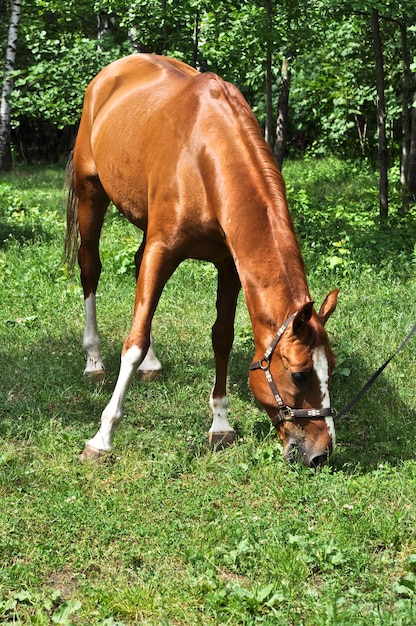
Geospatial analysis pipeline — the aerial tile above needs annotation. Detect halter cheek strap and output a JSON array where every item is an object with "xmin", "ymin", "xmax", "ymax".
[{"xmin": 249, "ymin": 312, "xmax": 334, "ymax": 426}]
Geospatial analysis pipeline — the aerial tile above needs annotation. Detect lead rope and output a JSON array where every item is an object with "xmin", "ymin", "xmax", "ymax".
[{"xmin": 335, "ymin": 321, "xmax": 416, "ymax": 420}]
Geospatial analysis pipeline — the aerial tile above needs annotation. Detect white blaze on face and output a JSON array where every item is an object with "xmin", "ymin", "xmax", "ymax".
[{"xmin": 312, "ymin": 345, "xmax": 336, "ymax": 448}]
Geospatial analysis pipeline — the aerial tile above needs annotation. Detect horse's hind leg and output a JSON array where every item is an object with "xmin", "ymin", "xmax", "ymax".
[
  {"xmin": 209, "ymin": 258, "xmax": 241, "ymax": 448},
  {"xmin": 134, "ymin": 237, "xmax": 162, "ymax": 381},
  {"xmin": 81, "ymin": 238, "xmax": 179, "ymax": 460},
  {"xmin": 76, "ymin": 173, "xmax": 109, "ymax": 380}
]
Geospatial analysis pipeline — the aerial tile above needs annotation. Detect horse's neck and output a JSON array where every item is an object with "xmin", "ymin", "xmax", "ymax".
[
  {"xmin": 203, "ymin": 119, "xmax": 310, "ymax": 342},
  {"xmin": 225, "ymin": 197, "xmax": 311, "ymax": 348}
]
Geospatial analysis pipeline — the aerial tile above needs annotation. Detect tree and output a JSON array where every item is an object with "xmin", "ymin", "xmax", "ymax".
[
  {"xmin": 264, "ymin": 0, "xmax": 274, "ymax": 150},
  {"xmin": 1, "ymin": 0, "xmax": 414, "ymax": 215},
  {"xmin": 372, "ymin": 8, "xmax": 388, "ymax": 221},
  {"xmin": 0, "ymin": 0, "xmax": 21, "ymax": 171},
  {"xmin": 274, "ymin": 55, "xmax": 291, "ymax": 169},
  {"xmin": 409, "ymin": 85, "xmax": 416, "ymax": 201},
  {"xmin": 400, "ymin": 18, "xmax": 412, "ymax": 211}
]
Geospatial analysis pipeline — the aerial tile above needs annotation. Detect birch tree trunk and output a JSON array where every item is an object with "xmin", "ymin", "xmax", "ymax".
[
  {"xmin": 400, "ymin": 20, "xmax": 411, "ymax": 213},
  {"xmin": 274, "ymin": 56, "xmax": 290, "ymax": 170},
  {"xmin": 371, "ymin": 8, "xmax": 388, "ymax": 220},
  {"xmin": 0, "ymin": 0, "xmax": 22, "ymax": 171},
  {"xmin": 193, "ymin": 9, "xmax": 200, "ymax": 68},
  {"xmin": 409, "ymin": 91, "xmax": 416, "ymax": 203},
  {"xmin": 264, "ymin": 0, "xmax": 274, "ymax": 151}
]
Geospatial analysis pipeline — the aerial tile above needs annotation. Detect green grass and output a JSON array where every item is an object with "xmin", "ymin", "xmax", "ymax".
[{"xmin": 0, "ymin": 158, "xmax": 415, "ymax": 624}]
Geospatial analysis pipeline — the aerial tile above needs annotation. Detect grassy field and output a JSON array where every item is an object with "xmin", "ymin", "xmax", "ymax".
[{"xmin": 0, "ymin": 158, "xmax": 415, "ymax": 625}]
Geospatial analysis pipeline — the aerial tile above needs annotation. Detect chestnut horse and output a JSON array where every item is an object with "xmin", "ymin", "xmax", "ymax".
[{"xmin": 65, "ymin": 54, "xmax": 339, "ymax": 467}]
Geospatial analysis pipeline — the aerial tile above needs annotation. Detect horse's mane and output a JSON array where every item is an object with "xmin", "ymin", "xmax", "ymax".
[{"xmin": 226, "ymin": 90, "xmax": 311, "ymax": 303}]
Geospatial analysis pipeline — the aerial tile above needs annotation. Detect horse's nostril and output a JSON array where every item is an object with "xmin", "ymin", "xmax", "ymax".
[
  {"xmin": 285, "ymin": 442, "xmax": 302, "ymax": 465},
  {"xmin": 309, "ymin": 453, "xmax": 329, "ymax": 469}
]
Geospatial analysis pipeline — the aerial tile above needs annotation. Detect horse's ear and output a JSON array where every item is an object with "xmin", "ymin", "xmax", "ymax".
[
  {"xmin": 317, "ymin": 289, "xmax": 339, "ymax": 325},
  {"xmin": 292, "ymin": 301, "xmax": 314, "ymax": 334}
]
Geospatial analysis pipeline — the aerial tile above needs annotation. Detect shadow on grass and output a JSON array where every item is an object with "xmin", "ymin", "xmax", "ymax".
[{"xmin": 329, "ymin": 351, "xmax": 416, "ymax": 472}]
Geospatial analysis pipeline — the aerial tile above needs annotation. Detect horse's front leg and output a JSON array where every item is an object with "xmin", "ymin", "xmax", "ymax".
[
  {"xmin": 209, "ymin": 259, "xmax": 241, "ymax": 447},
  {"xmin": 137, "ymin": 333, "xmax": 162, "ymax": 380},
  {"xmin": 81, "ymin": 241, "xmax": 177, "ymax": 460}
]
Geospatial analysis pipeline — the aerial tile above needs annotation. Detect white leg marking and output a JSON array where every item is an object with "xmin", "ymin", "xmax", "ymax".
[
  {"xmin": 137, "ymin": 333, "xmax": 162, "ymax": 373},
  {"xmin": 209, "ymin": 394, "xmax": 233, "ymax": 434},
  {"xmin": 86, "ymin": 346, "xmax": 142, "ymax": 452},
  {"xmin": 83, "ymin": 293, "xmax": 105, "ymax": 375},
  {"xmin": 312, "ymin": 346, "xmax": 336, "ymax": 448}
]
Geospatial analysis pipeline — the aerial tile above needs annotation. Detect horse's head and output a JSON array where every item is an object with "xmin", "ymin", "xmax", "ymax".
[{"xmin": 249, "ymin": 289, "xmax": 339, "ymax": 468}]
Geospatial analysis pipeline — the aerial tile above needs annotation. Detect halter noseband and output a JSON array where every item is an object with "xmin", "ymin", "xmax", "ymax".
[{"xmin": 249, "ymin": 311, "xmax": 334, "ymax": 426}]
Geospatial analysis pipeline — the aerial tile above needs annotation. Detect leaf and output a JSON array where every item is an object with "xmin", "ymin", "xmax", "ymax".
[
  {"xmin": 328, "ymin": 256, "xmax": 344, "ymax": 268},
  {"xmin": 405, "ymin": 555, "xmax": 416, "ymax": 572},
  {"xmin": 52, "ymin": 599, "xmax": 82, "ymax": 624},
  {"xmin": 396, "ymin": 572, "xmax": 416, "ymax": 598},
  {"xmin": 265, "ymin": 590, "xmax": 285, "ymax": 607},
  {"xmin": 0, "ymin": 597, "xmax": 17, "ymax": 612},
  {"xmin": 256, "ymin": 583, "xmax": 274, "ymax": 603},
  {"xmin": 14, "ymin": 590, "xmax": 35, "ymax": 602},
  {"xmin": 396, "ymin": 582, "xmax": 415, "ymax": 598}
]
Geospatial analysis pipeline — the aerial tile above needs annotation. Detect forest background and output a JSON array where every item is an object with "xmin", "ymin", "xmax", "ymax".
[{"xmin": 1, "ymin": 0, "xmax": 416, "ymax": 218}]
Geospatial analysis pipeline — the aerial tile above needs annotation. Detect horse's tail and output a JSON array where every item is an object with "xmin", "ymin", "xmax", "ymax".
[{"xmin": 64, "ymin": 149, "xmax": 79, "ymax": 271}]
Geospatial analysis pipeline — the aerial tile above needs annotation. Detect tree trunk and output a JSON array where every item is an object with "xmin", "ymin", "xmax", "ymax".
[
  {"xmin": 193, "ymin": 9, "xmax": 200, "ymax": 68},
  {"xmin": 264, "ymin": 0, "xmax": 274, "ymax": 150},
  {"xmin": 0, "ymin": 0, "xmax": 22, "ymax": 171},
  {"xmin": 409, "ymin": 90, "xmax": 416, "ymax": 202},
  {"xmin": 274, "ymin": 56, "xmax": 291, "ymax": 170},
  {"xmin": 400, "ymin": 20, "xmax": 411, "ymax": 213},
  {"xmin": 371, "ymin": 8, "xmax": 388, "ymax": 221},
  {"xmin": 97, "ymin": 12, "xmax": 117, "ymax": 43},
  {"xmin": 161, "ymin": 0, "xmax": 169, "ymax": 53}
]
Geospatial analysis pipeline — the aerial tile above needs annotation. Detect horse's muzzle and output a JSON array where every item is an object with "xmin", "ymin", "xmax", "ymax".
[{"xmin": 283, "ymin": 439, "xmax": 331, "ymax": 469}]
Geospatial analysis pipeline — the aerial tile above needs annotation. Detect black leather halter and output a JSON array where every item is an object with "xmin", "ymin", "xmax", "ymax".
[{"xmin": 249, "ymin": 312, "xmax": 334, "ymax": 426}]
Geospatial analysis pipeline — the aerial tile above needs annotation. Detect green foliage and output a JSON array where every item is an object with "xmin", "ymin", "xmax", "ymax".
[
  {"xmin": 10, "ymin": 35, "xmax": 129, "ymax": 128},
  {"xmin": 0, "ymin": 182, "xmax": 61, "ymax": 244},
  {"xmin": 104, "ymin": 0, "xmax": 198, "ymax": 57},
  {"xmin": 395, "ymin": 555, "xmax": 416, "ymax": 599},
  {"xmin": 0, "ymin": 588, "xmax": 114, "ymax": 624},
  {"xmin": 3, "ymin": 0, "xmax": 416, "ymax": 166},
  {"xmin": 284, "ymin": 156, "xmax": 416, "ymax": 277}
]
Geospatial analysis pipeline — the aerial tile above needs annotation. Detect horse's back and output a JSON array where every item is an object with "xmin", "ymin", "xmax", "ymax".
[
  {"xmin": 73, "ymin": 53, "xmax": 272, "ymax": 247},
  {"xmin": 73, "ymin": 56, "xmax": 199, "ymax": 214},
  {"xmin": 83, "ymin": 54, "xmax": 199, "ymax": 130}
]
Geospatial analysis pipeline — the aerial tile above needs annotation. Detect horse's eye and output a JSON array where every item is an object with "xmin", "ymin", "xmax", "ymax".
[{"xmin": 291, "ymin": 371, "xmax": 309, "ymax": 384}]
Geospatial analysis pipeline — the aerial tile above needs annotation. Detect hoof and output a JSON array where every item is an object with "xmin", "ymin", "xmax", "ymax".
[
  {"xmin": 83, "ymin": 369, "xmax": 106, "ymax": 383},
  {"xmin": 137, "ymin": 369, "xmax": 162, "ymax": 382},
  {"xmin": 209, "ymin": 430, "xmax": 237, "ymax": 449},
  {"xmin": 79, "ymin": 445, "xmax": 106, "ymax": 462}
]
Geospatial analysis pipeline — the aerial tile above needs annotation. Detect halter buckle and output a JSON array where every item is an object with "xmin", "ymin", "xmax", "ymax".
[
  {"xmin": 280, "ymin": 406, "xmax": 294, "ymax": 420},
  {"xmin": 271, "ymin": 406, "xmax": 294, "ymax": 427},
  {"xmin": 259, "ymin": 357, "xmax": 270, "ymax": 371}
]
